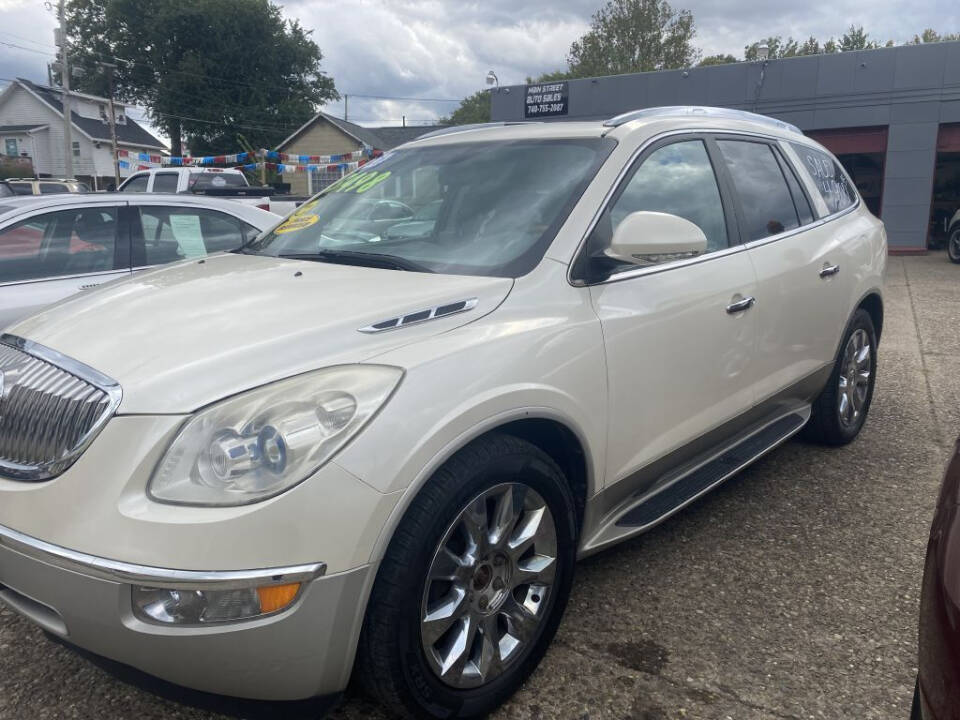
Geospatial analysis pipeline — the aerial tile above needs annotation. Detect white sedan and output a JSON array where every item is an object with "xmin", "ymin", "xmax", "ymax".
[{"xmin": 0, "ymin": 193, "xmax": 280, "ymax": 328}]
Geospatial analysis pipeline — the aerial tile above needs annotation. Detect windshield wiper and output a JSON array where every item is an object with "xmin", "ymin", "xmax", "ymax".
[{"xmin": 278, "ymin": 249, "xmax": 434, "ymax": 273}]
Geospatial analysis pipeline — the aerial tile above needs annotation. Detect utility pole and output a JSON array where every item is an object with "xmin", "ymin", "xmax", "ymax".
[
  {"xmin": 56, "ymin": 0, "xmax": 73, "ymax": 179},
  {"xmin": 97, "ymin": 61, "xmax": 120, "ymax": 186},
  {"xmin": 344, "ymin": 94, "xmax": 348, "ymax": 121}
]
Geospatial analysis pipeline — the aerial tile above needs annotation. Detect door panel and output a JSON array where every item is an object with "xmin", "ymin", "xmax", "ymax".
[{"xmin": 591, "ymin": 253, "xmax": 759, "ymax": 493}]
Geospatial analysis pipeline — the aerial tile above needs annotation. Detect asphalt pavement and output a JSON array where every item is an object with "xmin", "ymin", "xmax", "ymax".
[{"xmin": 1, "ymin": 253, "xmax": 956, "ymax": 720}]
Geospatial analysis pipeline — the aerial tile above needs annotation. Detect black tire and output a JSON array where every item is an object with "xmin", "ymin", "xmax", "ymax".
[
  {"xmin": 803, "ymin": 308, "xmax": 877, "ymax": 446},
  {"xmin": 948, "ymin": 228, "xmax": 960, "ymax": 264},
  {"xmin": 355, "ymin": 434, "xmax": 578, "ymax": 719}
]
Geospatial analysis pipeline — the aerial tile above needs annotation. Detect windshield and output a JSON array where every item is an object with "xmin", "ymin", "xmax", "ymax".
[{"xmin": 246, "ymin": 138, "xmax": 614, "ymax": 277}]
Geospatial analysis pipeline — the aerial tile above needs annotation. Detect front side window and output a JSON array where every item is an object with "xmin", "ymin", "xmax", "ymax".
[
  {"xmin": 245, "ymin": 138, "xmax": 614, "ymax": 278},
  {"xmin": 122, "ymin": 174, "xmax": 149, "ymax": 192},
  {"xmin": 716, "ymin": 140, "xmax": 800, "ymax": 241},
  {"xmin": 152, "ymin": 173, "xmax": 179, "ymax": 193},
  {"xmin": 133, "ymin": 206, "xmax": 249, "ymax": 265},
  {"xmin": 0, "ymin": 208, "xmax": 119, "ymax": 284},
  {"xmin": 790, "ymin": 142, "xmax": 856, "ymax": 215}
]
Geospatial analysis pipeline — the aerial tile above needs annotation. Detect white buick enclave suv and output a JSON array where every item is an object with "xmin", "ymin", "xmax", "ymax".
[{"xmin": 0, "ymin": 107, "xmax": 885, "ymax": 718}]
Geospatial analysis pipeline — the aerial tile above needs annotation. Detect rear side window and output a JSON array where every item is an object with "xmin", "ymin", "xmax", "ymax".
[
  {"xmin": 38, "ymin": 183, "xmax": 69, "ymax": 194},
  {"xmin": 0, "ymin": 208, "xmax": 120, "ymax": 284},
  {"xmin": 776, "ymin": 153, "xmax": 814, "ymax": 226},
  {"xmin": 152, "ymin": 173, "xmax": 179, "ymax": 193},
  {"xmin": 716, "ymin": 140, "xmax": 799, "ymax": 241},
  {"xmin": 790, "ymin": 142, "xmax": 856, "ymax": 215},
  {"xmin": 8, "ymin": 182, "xmax": 33, "ymax": 195},
  {"xmin": 122, "ymin": 174, "xmax": 149, "ymax": 192},
  {"xmin": 133, "ymin": 206, "xmax": 249, "ymax": 265}
]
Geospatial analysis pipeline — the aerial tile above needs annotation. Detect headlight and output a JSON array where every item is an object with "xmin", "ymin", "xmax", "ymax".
[{"xmin": 149, "ymin": 365, "xmax": 402, "ymax": 506}]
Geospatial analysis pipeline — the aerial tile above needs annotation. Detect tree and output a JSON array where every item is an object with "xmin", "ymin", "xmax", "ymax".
[
  {"xmin": 744, "ymin": 36, "xmax": 800, "ymax": 61},
  {"xmin": 798, "ymin": 36, "xmax": 821, "ymax": 56},
  {"xmin": 840, "ymin": 25, "xmax": 877, "ymax": 51},
  {"xmin": 440, "ymin": 90, "xmax": 491, "ymax": 125},
  {"xmin": 698, "ymin": 54, "xmax": 737, "ymax": 67},
  {"xmin": 565, "ymin": 0, "xmax": 699, "ymax": 78},
  {"xmin": 66, "ymin": 0, "xmax": 338, "ymax": 156},
  {"xmin": 910, "ymin": 29, "xmax": 960, "ymax": 44}
]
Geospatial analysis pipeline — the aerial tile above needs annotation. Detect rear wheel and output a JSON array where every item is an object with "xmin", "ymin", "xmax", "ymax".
[
  {"xmin": 356, "ymin": 434, "xmax": 577, "ymax": 719},
  {"xmin": 948, "ymin": 228, "xmax": 960, "ymax": 264},
  {"xmin": 803, "ymin": 308, "xmax": 877, "ymax": 445}
]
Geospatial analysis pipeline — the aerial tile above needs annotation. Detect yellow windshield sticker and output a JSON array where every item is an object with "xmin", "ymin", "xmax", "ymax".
[
  {"xmin": 273, "ymin": 214, "xmax": 319, "ymax": 234},
  {"xmin": 325, "ymin": 170, "xmax": 392, "ymax": 195}
]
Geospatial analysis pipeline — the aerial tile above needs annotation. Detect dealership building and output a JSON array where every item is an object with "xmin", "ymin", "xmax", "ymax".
[{"xmin": 490, "ymin": 40, "xmax": 960, "ymax": 254}]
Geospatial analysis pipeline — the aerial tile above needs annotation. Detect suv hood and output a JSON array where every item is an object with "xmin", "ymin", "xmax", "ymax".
[{"xmin": 9, "ymin": 253, "xmax": 513, "ymax": 414}]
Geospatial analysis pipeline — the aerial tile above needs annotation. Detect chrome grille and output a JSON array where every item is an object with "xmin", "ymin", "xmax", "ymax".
[{"xmin": 0, "ymin": 334, "xmax": 121, "ymax": 481}]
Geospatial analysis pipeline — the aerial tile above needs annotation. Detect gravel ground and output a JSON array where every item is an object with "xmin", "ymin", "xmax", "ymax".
[{"xmin": 1, "ymin": 253, "xmax": 956, "ymax": 720}]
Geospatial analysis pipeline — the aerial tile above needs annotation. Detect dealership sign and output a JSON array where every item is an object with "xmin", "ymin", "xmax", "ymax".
[{"xmin": 524, "ymin": 81, "xmax": 568, "ymax": 118}]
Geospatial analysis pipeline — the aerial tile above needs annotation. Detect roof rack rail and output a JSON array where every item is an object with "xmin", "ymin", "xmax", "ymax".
[
  {"xmin": 604, "ymin": 106, "xmax": 801, "ymax": 134},
  {"xmin": 415, "ymin": 121, "xmax": 544, "ymax": 141}
]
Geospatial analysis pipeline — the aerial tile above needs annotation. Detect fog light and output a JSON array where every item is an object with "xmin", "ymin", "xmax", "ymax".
[{"xmin": 132, "ymin": 582, "xmax": 301, "ymax": 625}]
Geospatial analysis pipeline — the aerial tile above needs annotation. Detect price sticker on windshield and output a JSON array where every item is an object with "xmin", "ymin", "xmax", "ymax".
[
  {"xmin": 273, "ymin": 214, "xmax": 319, "ymax": 234},
  {"xmin": 325, "ymin": 170, "xmax": 392, "ymax": 195}
]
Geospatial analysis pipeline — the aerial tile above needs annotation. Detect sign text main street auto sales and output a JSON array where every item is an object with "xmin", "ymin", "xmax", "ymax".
[{"xmin": 524, "ymin": 81, "xmax": 569, "ymax": 119}]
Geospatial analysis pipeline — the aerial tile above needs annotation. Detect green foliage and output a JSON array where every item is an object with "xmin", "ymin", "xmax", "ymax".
[
  {"xmin": 697, "ymin": 53, "xmax": 737, "ymax": 67},
  {"xmin": 439, "ymin": 89, "xmax": 490, "ymax": 126},
  {"xmin": 566, "ymin": 0, "xmax": 699, "ymax": 77},
  {"xmin": 840, "ymin": 25, "xmax": 878, "ymax": 51},
  {"xmin": 910, "ymin": 29, "xmax": 960, "ymax": 44},
  {"xmin": 65, "ymin": 0, "xmax": 338, "ymax": 155}
]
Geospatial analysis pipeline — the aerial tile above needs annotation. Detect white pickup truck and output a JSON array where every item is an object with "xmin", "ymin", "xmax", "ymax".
[{"xmin": 116, "ymin": 167, "xmax": 305, "ymax": 215}]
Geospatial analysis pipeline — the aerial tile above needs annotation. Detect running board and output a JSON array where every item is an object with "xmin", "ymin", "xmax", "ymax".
[{"xmin": 580, "ymin": 407, "xmax": 809, "ymax": 555}]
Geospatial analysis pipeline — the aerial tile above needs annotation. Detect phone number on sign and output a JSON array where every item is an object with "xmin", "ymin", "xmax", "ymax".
[{"xmin": 527, "ymin": 103, "xmax": 565, "ymax": 114}]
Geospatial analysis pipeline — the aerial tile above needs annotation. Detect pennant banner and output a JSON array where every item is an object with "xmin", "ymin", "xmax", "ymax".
[
  {"xmin": 232, "ymin": 161, "xmax": 364, "ymax": 174},
  {"xmin": 160, "ymin": 148, "xmax": 378, "ymax": 167}
]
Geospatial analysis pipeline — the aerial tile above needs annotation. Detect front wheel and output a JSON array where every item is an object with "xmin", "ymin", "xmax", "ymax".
[
  {"xmin": 356, "ymin": 434, "xmax": 578, "ymax": 719},
  {"xmin": 803, "ymin": 308, "xmax": 877, "ymax": 445},
  {"xmin": 948, "ymin": 228, "xmax": 960, "ymax": 264}
]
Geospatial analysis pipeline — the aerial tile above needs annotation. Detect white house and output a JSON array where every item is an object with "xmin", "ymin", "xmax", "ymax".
[{"xmin": 0, "ymin": 78, "xmax": 166, "ymax": 189}]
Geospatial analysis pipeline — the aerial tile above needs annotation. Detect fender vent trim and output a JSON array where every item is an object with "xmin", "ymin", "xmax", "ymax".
[{"xmin": 359, "ymin": 297, "xmax": 479, "ymax": 333}]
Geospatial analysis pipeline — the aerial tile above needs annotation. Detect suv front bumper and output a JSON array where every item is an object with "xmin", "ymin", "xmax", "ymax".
[{"xmin": 0, "ymin": 523, "xmax": 371, "ymax": 700}]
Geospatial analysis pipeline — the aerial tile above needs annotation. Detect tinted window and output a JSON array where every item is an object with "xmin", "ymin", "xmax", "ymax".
[
  {"xmin": 0, "ymin": 208, "xmax": 119, "ymax": 284},
  {"xmin": 134, "ymin": 206, "xmax": 247, "ymax": 265},
  {"xmin": 247, "ymin": 138, "xmax": 614, "ymax": 278},
  {"xmin": 0, "ymin": 183, "xmax": 12, "ymax": 198},
  {"xmin": 122, "ymin": 174, "xmax": 149, "ymax": 192},
  {"xmin": 190, "ymin": 172, "xmax": 248, "ymax": 189},
  {"xmin": 152, "ymin": 173, "xmax": 179, "ymax": 193},
  {"xmin": 777, "ymin": 153, "xmax": 814, "ymax": 226},
  {"xmin": 598, "ymin": 139, "xmax": 728, "ymax": 258},
  {"xmin": 8, "ymin": 182, "xmax": 33, "ymax": 195},
  {"xmin": 38, "ymin": 183, "xmax": 70, "ymax": 194},
  {"xmin": 790, "ymin": 142, "xmax": 856, "ymax": 214},
  {"xmin": 717, "ymin": 140, "xmax": 799, "ymax": 240}
]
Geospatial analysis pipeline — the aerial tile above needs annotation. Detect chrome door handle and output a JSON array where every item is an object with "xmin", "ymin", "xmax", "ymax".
[
  {"xmin": 819, "ymin": 263, "xmax": 840, "ymax": 278},
  {"xmin": 726, "ymin": 295, "xmax": 756, "ymax": 314}
]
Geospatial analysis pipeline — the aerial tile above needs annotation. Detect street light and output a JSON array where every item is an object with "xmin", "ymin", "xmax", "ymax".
[
  {"xmin": 756, "ymin": 44, "xmax": 769, "ymax": 61},
  {"xmin": 485, "ymin": 70, "xmax": 499, "ymax": 88}
]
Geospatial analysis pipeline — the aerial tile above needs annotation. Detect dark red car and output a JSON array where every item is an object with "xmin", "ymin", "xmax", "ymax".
[{"xmin": 915, "ymin": 438, "xmax": 960, "ymax": 719}]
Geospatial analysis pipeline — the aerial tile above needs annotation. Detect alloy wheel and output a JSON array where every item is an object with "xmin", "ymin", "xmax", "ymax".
[
  {"xmin": 420, "ymin": 482, "xmax": 558, "ymax": 689},
  {"xmin": 837, "ymin": 328, "xmax": 872, "ymax": 428}
]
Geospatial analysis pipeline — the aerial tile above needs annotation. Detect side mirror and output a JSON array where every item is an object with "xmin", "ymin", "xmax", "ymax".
[{"xmin": 605, "ymin": 211, "xmax": 707, "ymax": 266}]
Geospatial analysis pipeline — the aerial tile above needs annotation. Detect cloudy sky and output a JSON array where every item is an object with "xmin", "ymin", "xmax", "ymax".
[{"xmin": 0, "ymin": 0, "xmax": 956, "ymax": 141}]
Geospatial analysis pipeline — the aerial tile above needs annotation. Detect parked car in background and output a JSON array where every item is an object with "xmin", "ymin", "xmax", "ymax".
[
  {"xmin": 118, "ymin": 166, "xmax": 306, "ymax": 215},
  {"xmin": 0, "ymin": 108, "xmax": 885, "ymax": 719},
  {"xmin": 915, "ymin": 437, "xmax": 960, "ymax": 720},
  {"xmin": 5, "ymin": 177, "xmax": 90, "ymax": 195},
  {"xmin": 947, "ymin": 209, "xmax": 960, "ymax": 263},
  {"xmin": 0, "ymin": 193, "xmax": 278, "ymax": 328}
]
